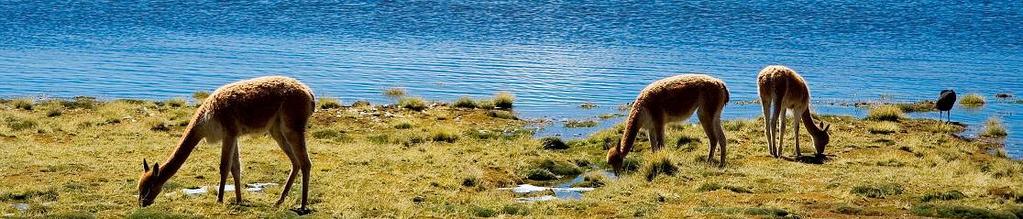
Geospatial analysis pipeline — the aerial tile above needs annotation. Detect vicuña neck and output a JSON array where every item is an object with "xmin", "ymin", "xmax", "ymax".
[
  {"xmin": 801, "ymin": 110, "xmax": 825, "ymax": 137},
  {"xmin": 616, "ymin": 107, "xmax": 643, "ymax": 156},
  {"xmin": 156, "ymin": 121, "xmax": 203, "ymax": 185}
]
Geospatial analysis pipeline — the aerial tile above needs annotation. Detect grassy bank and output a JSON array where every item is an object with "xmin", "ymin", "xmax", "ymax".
[{"xmin": 0, "ymin": 98, "xmax": 1020, "ymax": 218}]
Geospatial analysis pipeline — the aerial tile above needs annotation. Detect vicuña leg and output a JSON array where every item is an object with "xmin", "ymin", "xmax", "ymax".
[
  {"xmin": 270, "ymin": 127, "xmax": 300, "ymax": 208},
  {"xmin": 769, "ymin": 97, "xmax": 784, "ymax": 158},
  {"xmin": 761, "ymin": 97, "xmax": 775, "ymax": 157},
  {"xmin": 281, "ymin": 122, "xmax": 311, "ymax": 210},
  {"xmin": 778, "ymin": 108, "xmax": 787, "ymax": 156},
  {"xmin": 792, "ymin": 108, "xmax": 803, "ymax": 157},
  {"xmin": 217, "ymin": 135, "xmax": 238, "ymax": 203},
  {"xmin": 699, "ymin": 110, "xmax": 720, "ymax": 167},
  {"xmin": 650, "ymin": 116, "xmax": 666, "ymax": 152},
  {"xmin": 231, "ymin": 142, "xmax": 243, "ymax": 203},
  {"xmin": 715, "ymin": 116, "xmax": 727, "ymax": 168}
]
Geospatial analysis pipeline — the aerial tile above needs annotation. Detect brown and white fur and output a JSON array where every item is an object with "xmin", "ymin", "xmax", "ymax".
[
  {"xmin": 138, "ymin": 76, "xmax": 315, "ymax": 211},
  {"xmin": 607, "ymin": 74, "xmax": 730, "ymax": 172},
  {"xmin": 757, "ymin": 65, "xmax": 831, "ymax": 158}
]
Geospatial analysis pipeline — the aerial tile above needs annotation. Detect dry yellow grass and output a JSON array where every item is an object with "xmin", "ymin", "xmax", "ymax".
[{"xmin": 0, "ymin": 98, "xmax": 1020, "ymax": 218}]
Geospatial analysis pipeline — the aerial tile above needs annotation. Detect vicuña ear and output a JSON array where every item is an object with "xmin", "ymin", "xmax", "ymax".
[
  {"xmin": 152, "ymin": 163, "xmax": 160, "ymax": 176},
  {"xmin": 143, "ymin": 159, "xmax": 150, "ymax": 172},
  {"xmin": 825, "ymin": 124, "xmax": 831, "ymax": 132}
]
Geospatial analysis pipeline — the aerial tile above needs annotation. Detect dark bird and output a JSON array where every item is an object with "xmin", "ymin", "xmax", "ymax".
[{"xmin": 936, "ymin": 89, "xmax": 956, "ymax": 123}]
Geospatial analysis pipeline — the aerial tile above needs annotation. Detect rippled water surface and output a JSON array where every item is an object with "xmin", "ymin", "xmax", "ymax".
[{"xmin": 1, "ymin": 1, "xmax": 1020, "ymax": 157}]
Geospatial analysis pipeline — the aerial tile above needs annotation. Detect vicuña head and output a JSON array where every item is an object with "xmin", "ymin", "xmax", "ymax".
[
  {"xmin": 137, "ymin": 76, "xmax": 316, "ymax": 211},
  {"xmin": 138, "ymin": 159, "xmax": 161, "ymax": 207}
]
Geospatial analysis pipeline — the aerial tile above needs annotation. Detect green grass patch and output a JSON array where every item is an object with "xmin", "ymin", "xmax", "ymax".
[
  {"xmin": 866, "ymin": 105, "xmax": 904, "ymax": 121},
  {"xmin": 697, "ymin": 182, "xmax": 752, "ymax": 193},
  {"xmin": 921, "ymin": 190, "xmax": 967, "ymax": 202},
  {"xmin": 127, "ymin": 208, "xmax": 197, "ymax": 219},
  {"xmin": 868, "ymin": 121, "xmax": 901, "ymax": 134},
  {"xmin": 579, "ymin": 102, "xmax": 598, "ymax": 109},
  {"xmin": 534, "ymin": 159, "xmax": 582, "ymax": 176},
  {"xmin": 540, "ymin": 136, "xmax": 569, "ymax": 150},
  {"xmin": 564, "ymin": 119, "xmax": 599, "ymax": 128},
  {"xmin": 851, "ymin": 183, "xmax": 904, "ymax": 198},
  {"xmin": 398, "ymin": 96, "xmax": 428, "ymax": 111},
  {"xmin": 429, "ymin": 128, "xmax": 459, "ymax": 143},
  {"xmin": 393, "ymin": 120, "xmax": 413, "ymax": 129},
  {"xmin": 912, "ymin": 203, "xmax": 1016, "ymax": 219},
  {"xmin": 486, "ymin": 110, "xmax": 516, "ymax": 120}
]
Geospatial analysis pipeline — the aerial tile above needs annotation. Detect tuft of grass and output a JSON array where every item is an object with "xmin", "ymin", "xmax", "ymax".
[
  {"xmin": 960, "ymin": 93, "xmax": 986, "ymax": 107},
  {"xmin": 851, "ymin": 183, "xmax": 904, "ymax": 198},
  {"xmin": 572, "ymin": 172, "xmax": 608, "ymax": 188},
  {"xmin": 384, "ymin": 87, "xmax": 407, "ymax": 98},
  {"xmin": 832, "ymin": 204, "xmax": 882, "ymax": 216},
  {"xmin": 500, "ymin": 204, "xmax": 530, "ymax": 216},
  {"xmin": 912, "ymin": 204, "xmax": 1016, "ymax": 219},
  {"xmin": 192, "ymin": 91, "xmax": 210, "ymax": 103},
  {"xmin": 981, "ymin": 117, "xmax": 1008, "ymax": 137},
  {"xmin": 540, "ymin": 137, "xmax": 569, "ymax": 150},
  {"xmin": 0, "ymin": 188, "xmax": 59, "ymax": 202},
  {"xmin": 61, "ymin": 96, "xmax": 97, "ymax": 110},
  {"xmin": 696, "ymin": 182, "xmax": 752, "ymax": 193},
  {"xmin": 452, "ymin": 96, "xmax": 479, "ymax": 109},
  {"xmin": 564, "ymin": 119, "xmax": 599, "ymax": 128},
  {"xmin": 393, "ymin": 120, "xmax": 413, "ymax": 129},
  {"xmin": 492, "ymin": 92, "xmax": 514, "ymax": 109},
  {"xmin": 534, "ymin": 159, "xmax": 582, "ymax": 176},
  {"xmin": 486, "ymin": 110, "xmax": 516, "ymax": 120},
  {"xmin": 351, "ymin": 100, "xmax": 371, "ymax": 108},
  {"xmin": 579, "ymin": 102, "xmax": 598, "ymax": 109},
  {"xmin": 866, "ymin": 105, "xmax": 904, "ymax": 121},
  {"xmin": 46, "ymin": 108, "xmax": 63, "ymax": 117},
  {"xmin": 598, "ymin": 113, "xmax": 625, "ymax": 120},
  {"xmin": 471, "ymin": 206, "xmax": 497, "ymax": 217},
  {"xmin": 310, "ymin": 129, "xmax": 352, "ymax": 142},
  {"xmin": 398, "ymin": 96, "xmax": 428, "ymax": 111},
  {"xmin": 4, "ymin": 116, "xmax": 38, "ymax": 131},
  {"xmin": 318, "ymin": 98, "xmax": 342, "ymax": 109},
  {"xmin": 166, "ymin": 98, "xmax": 187, "ymax": 108},
  {"xmin": 868, "ymin": 121, "xmax": 901, "ymax": 134},
  {"xmin": 743, "ymin": 207, "xmax": 792, "ymax": 218},
  {"xmin": 476, "ymin": 100, "xmax": 496, "ymax": 110},
  {"xmin": 12, "ymin": 98, "xmax": 34, "ymax": 111},
  {"xmin": 641, "ymin": 154, "xmax": 678, "ymax": 181},
  {"xmin": 430, "ymin": 128, "xmax": 459, "ymax": 143},
  {"xmin": 921, "ymin": 190, "xmax": 967, "ymax": 202}
]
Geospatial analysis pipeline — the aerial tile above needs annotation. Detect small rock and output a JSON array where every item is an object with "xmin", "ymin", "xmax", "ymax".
[{"xmin": 412, "ymin": 196, "xmax": 425, "ymax": 203}]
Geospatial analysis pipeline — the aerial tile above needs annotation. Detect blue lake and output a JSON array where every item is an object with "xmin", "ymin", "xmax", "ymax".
[{"xmin": 1, "ymin": 1, "xmax": 1020, "ymax": 157}]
